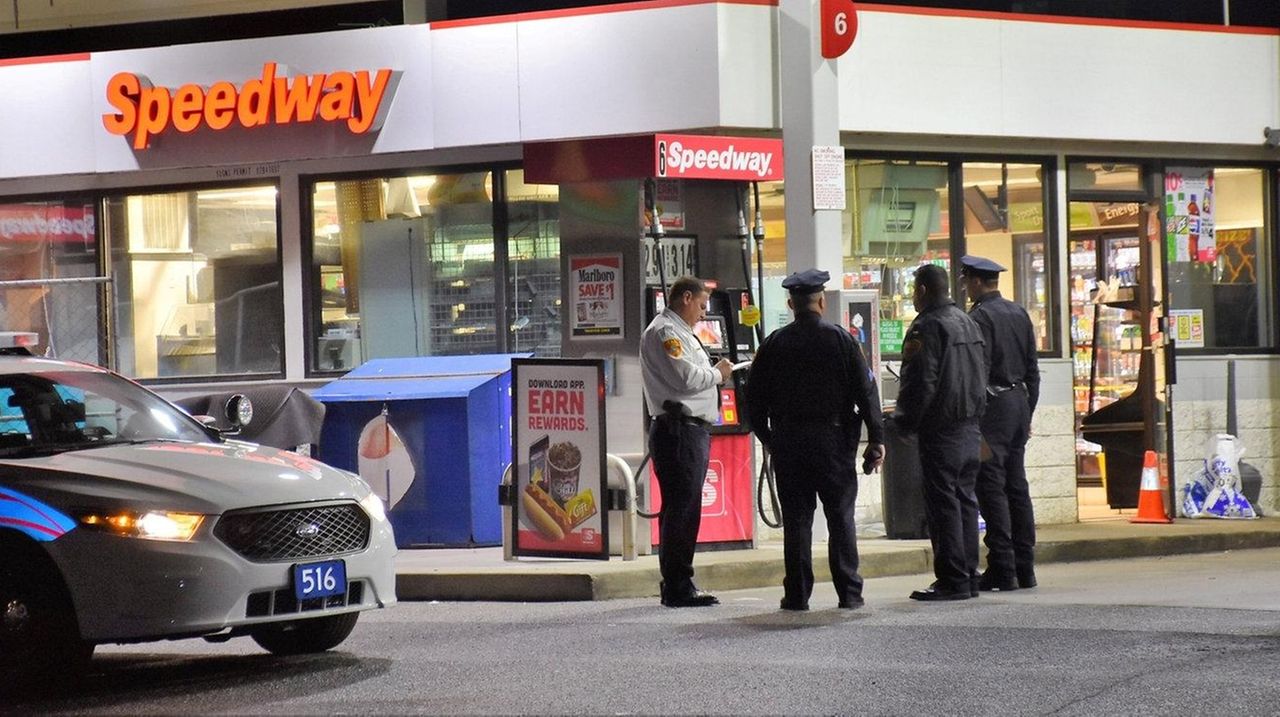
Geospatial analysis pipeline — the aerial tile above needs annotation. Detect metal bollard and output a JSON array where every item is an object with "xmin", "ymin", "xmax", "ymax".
[{"xmin": 500, "ymin": 454, "xmax": 642, "ymax": 561}]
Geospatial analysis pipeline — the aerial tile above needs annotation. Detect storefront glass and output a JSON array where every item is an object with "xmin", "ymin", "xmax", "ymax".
[
  {"xmin": 105, "ymin": 185, "xmax": 282, "ymax": 379},
  {"xmin": 961, "ymin": 162, "xmax": 1052, "ymax": 351},
  {"xmin": 844, "ymin": 159, "xmax": 950, "ymax": 356},
  {"xmin": 504, "ymin": 170, "xmax": 562, "ymax": 356},
  {"xmin": 0, "ymin": 200, "xmax": 101, "ymax": 364},
  {"xmin": 310, "ymin": 172, "xmax": 497, "ymax": 370},
  {"xmin": 1165, "ymin": 166, "xmax": 1274, "ymax": 350},
  {"xmin": 843, "ymin": 157, "xmax": 1054, "ymax": 356}
]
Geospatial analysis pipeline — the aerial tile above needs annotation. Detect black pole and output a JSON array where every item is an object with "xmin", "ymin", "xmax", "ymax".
[{"xmin": 752, "ymin": 181, "xmax": 766, "ymax": 340}]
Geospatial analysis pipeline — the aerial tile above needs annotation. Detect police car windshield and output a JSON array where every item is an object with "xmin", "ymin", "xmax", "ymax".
[{"xmin": 0, "ymin": 370, "xmax": 208, "ymax": 457}]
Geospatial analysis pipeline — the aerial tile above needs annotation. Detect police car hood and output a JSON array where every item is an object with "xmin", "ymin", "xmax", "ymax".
[{"xmin": 0, "ymin": 440, "xmax": 369, "ymax": 514}]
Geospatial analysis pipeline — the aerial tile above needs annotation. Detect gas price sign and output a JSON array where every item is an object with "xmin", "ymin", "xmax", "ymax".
[{"xmin": 644, "ymin": 235, "xmax": 697, "ymax": 286}]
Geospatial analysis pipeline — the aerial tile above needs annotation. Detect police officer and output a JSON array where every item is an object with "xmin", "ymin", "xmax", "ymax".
[
  {"xmin": 746, "ymin": 269, "xmax": 884, "ymax": 611},
  {"xmin": 893, "ymin": 263, "xmax": 988, "ymax": 601},
  {"xmin": 960, "ymin": 255, "xmax": 1041, "ymax": 591},
  {"xmin": 640, "ymin": 276, "xmax": 733, "ymax": 607}
]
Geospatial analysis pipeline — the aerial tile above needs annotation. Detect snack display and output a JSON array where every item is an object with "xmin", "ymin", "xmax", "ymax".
[
  {"xmin": 521, "ymin": 487, "xmax": 565, "ymax": 542},
  {"xmin": 523, "ymin": 482, "xmax": 597, "ymax": 539}
]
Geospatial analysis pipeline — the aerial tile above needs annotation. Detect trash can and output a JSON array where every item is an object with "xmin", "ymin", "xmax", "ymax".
[
  {"xmin": 881, "ymin": 414, "xmax": 929, "ymax": 540},
  {"xmin": 313, "ymin": 354, "xmax": 529, "ymax": 548},
  {"xmin": 1080, "ymin": 396, "xmax": 1146, "ymax": 510}
]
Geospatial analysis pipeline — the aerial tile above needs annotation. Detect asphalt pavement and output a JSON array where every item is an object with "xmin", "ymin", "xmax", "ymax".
[
  {"xmin": 394, "ymin": 516, "xmax": 1280, "ymax": 601},
  {"xmin": 14, "ymin": 547, "xmax": 1280, "ymax": 714}
]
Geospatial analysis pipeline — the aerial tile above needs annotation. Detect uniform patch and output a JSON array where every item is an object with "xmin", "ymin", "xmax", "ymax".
[
  {"xmin": 663, "ymin": 337, "xmax": 683, "ymax": 358},
  {"xmin": 902, "ymin": 338, "xmax": 923, "ymax": 360}
]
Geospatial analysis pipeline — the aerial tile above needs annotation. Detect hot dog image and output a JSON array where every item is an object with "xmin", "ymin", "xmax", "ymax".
[{"xmin": 521, "ymin": 485, "xmax": 565, "ymax": 542}]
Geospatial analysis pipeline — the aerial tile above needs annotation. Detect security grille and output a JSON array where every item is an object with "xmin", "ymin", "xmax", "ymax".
[
  {"xmin": 0, "ymin": 276, "xmax": 110, "ymax": 366},
  {"xmin": 214, "ymin": 503, "xmax": 370, "ymax": 561}
]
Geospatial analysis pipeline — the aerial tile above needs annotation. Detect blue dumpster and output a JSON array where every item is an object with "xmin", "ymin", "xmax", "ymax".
[{"xmin": 313, "ymin": 354, "xmax": 528, "ymax": 548}]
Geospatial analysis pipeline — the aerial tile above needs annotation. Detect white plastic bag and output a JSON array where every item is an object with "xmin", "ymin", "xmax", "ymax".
[{"xmin": 1185, "ymin": 434, "xmax": 1257, "ymax": 519}]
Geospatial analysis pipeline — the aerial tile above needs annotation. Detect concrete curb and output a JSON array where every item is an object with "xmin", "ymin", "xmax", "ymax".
[{"xmin": 394, "ymin": 519, "xmax": 1280, "ymax": 602}]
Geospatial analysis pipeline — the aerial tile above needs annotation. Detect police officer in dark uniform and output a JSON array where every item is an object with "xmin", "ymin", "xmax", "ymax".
[
  {"xmin": 892, "ymin": 263, "xmax": 987, "ymax": 601},
  {"xmin": 746, "ymin": 269, "xmax": 884, "ymax": 611},
  {"xmin": 960, "ymin": 255, "xmax": 1041, "ymax": 591}
]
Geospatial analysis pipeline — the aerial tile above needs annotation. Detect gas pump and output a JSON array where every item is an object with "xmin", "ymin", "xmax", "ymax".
[
  {"xmin": 639, "ymin": 190, "xmax": 761, "ymax": 549},
  {"xmin": 522, "ymin": 132, "xmax": 785, "ymax": 550}
]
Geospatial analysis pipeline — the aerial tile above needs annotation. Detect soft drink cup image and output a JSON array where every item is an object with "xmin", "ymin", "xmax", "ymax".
[{"xmin": 547, "ymin": 441, "xmax": 582, "ymax": 506}]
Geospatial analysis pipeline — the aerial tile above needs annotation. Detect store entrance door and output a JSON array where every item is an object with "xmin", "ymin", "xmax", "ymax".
[{"xmin": 1068, "ymin": 203, "xmax": 1172, "ymax": 518}]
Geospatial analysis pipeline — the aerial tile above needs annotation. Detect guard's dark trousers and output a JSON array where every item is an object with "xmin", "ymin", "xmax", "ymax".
[
  {"xmin": 772, "ymin": 423, "xmax": 863, "ymax": 606},
  {"xmin": 650, "ymin": 415, "xmax": 711, "ymax": 597},
  {"xmin": 918, "ymin": 419, "xmax": 982, "ymax": 593},
  {"xmin": 976, "ymin": 389, "xmax": 1036, "ymax": 577}
]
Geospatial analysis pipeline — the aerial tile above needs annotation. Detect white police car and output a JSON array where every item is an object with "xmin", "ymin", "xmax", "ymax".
[{"xmin": 0, "ymin": 344, "xmax": 396, "ymax": 683}]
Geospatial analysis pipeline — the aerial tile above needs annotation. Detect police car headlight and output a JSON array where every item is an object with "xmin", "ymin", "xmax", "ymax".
[
  {"xmin": 79, "ymin": 510, "xmax": 204, "ymax": 541},
  {"xmin": 359, "ymin": 492, "xmax": 387, "ymax": 522}
]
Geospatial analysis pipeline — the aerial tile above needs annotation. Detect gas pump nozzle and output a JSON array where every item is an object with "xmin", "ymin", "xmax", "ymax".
[
  {"xmin": 644, "ymin": 178, "xmax": 669, "ymax": 295},
  {"xmin": 643, "ymin": 177, "xmax": 665, "ymax": 240}
]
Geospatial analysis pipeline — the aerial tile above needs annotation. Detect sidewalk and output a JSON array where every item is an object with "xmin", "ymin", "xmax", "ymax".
[{"xmin": 394, "ymin": 517, "xmax": 1280, "ymax": 602}]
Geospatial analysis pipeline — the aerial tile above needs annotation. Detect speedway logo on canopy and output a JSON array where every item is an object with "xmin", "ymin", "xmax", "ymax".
[
  {"xmin": 655, "ymin": 134, "xmax": 783, "ymax": 181},
  {"xmin": 102, "ymin": 62, "xmax": 397, "ymax": 150}
]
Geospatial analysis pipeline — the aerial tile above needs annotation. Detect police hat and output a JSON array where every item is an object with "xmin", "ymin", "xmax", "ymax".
[
  {"xmin": 959, "ymin": 254, "xmax": 1006, "ymax": 279},
  {"xmin": 781, "ymin": 268, "xmax": 830, "ymax": 295}
]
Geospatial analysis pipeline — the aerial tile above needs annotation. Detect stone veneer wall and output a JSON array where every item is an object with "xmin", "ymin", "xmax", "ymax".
[
  {"xmin": 755, "ymin": 358, "xmax": 1079, "ymax": 542},
  {"xmin": 1170, "ymin": 356, "xmax": 1280, "ymax": 516}
]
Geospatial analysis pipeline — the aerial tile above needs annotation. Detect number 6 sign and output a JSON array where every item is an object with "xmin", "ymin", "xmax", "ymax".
[{"xmin": 820, "ymin": 0, "xmax": 858, "ymax": 59}]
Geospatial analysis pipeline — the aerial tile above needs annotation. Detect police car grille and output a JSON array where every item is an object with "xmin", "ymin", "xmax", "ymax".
[{"xmin": 214, "ymin": 504, "xmax": 370, "ymax": 561}]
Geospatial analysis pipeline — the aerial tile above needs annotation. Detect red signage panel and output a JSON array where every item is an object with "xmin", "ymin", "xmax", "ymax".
[
  {"xmin": 654, "ymin": 134, "xmax": 784, "ymax": 181},
  {"xmin": 820, "ymin": 0, "xmax": 858, "ymax": 59}
]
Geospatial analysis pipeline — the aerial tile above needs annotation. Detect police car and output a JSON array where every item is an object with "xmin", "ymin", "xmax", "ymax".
[{"xmin": 0, "ymin": 336, "xmax": 396, "ymax": 683}]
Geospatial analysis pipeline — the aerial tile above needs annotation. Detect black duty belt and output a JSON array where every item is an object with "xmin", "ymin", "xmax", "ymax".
[
  {"xmin": 776, "ymin": 416, "xmax": 843, "ymax": 427},
  {"xmin": 657, "ymin": 413, "xmax": 712, "ymax": 428},
  {"xmin": 987, "ymin": 382, "xmax": 1027, "ymax": 397}
]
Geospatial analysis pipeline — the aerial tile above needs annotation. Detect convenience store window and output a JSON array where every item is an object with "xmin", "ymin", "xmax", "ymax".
[
  {"xmin": 961, "ymin": 162, "xmax": 1052, "ymax": 351},
  {"xmin": 844, "ymin": 159, "xmax": 950, "ymax": 356},
  {"xmin": 1164, "ymin": 166, "xmax": 1274, "ymax": 350},
  {"xmin": 105, "ymin": 185, "xmax": 282, "ymax": 380},
  {"xmin": 504, "ymin": 170, "xmax": 562, "ymax": 356},
  {"xmin": 310, "ymin": 173, "xmax": 496, "ymax": 370},
  {"xmin": 843, "ymin": 157, "xmax": 1054, "ymax": 356},
  {"xmin": 0, "ymin": 200, "xmax": 102, "ymax": 365}
]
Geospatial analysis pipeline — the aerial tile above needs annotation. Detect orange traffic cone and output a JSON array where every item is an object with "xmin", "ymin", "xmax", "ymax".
[{"xmin": 1131, "ymin": 450, "xmax": 1172, "ymax": 524}]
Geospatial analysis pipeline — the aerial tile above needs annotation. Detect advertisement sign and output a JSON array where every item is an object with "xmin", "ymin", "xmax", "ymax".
[
  {"xmin": 512, "ymin": 359, "xmax": 609, "ymax": 559},
  {"xmin": 1165, "ymin": 167, "xmax": 1216, "ymax": 264},
  {"xmin": 0, "ymin": 204, "xmax": 95, "ymax": 245},
  {"xmin": 1169, "ymin": 309, "xmax": 1205, "ymax": 348},
  {"xmin": 654, "ymin": 134, "xmax": 784, "ymax": 181},
  {"xmin": 643, "ymin": 178, "xmax": 685, "ymax": 230},
  {"xmin": 569, "ymin": 254, "xmax": 624, "ymax": 339}
]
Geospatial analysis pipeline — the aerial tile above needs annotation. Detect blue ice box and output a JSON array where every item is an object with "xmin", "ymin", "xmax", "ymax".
[{"xmin": 313, "ymin": 354, "xmax": 527, "ymax": 548}]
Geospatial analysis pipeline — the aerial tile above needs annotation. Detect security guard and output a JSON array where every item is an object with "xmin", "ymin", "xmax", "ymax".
[
  {"xmin": 893, "ymin": 263, "xmax": 988, "ymax": 601},
  {"xmin": 745, "ymin": 269, "xmax": 884, "ymax": 610},
  {"xmin": 960, "ymin": 255, "xmax": 1041, "ymax": 591},
  {"xmin": 640, "ymin": 275, "xmax": 733, "ymax": 607}
]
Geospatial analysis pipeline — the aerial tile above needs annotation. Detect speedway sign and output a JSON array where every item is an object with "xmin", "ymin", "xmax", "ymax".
[{"xmin": 654, "ymin": 134, "xmax": 783, "ymax": 181}]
